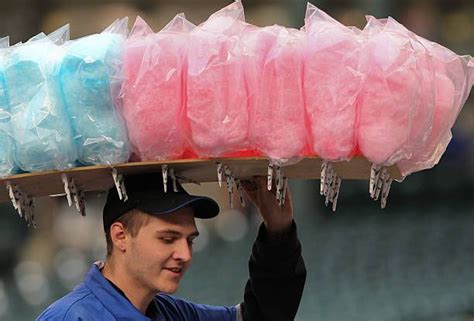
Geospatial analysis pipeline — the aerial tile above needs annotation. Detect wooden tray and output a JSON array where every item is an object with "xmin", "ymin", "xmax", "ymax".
[{"xmin": 0, "ymin": 157, "xmax": 401, "ymax": 203}]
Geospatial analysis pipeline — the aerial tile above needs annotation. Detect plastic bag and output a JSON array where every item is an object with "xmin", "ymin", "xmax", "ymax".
[
  {"xmin": 244, "ymin": 24, "xmax": 307, "ymax": 164},
  {"xmin": 357, "ymin": 17, "xmax": 434, "ymax": 167},
  {"xmin": 0, "ymin": 36, "xmax": 17, "ymax": 177},
  {"xmin": 59, "ymin": 18, "xmax": 129, "ymax": 166},
  {"xmin": 469, "ymin": 58, "xmax": 474, "ymax": 85},
  {"xmin": 4, "ymin": 25, "xmax": 77, "ymax": 172},
  {"xmin": 469, "ymin": 58, "xmax": 474, "ymax": 86},
  {"xmin": 398, "ymin": 35, "xmax": 473, "ymax": 176},
  {"xmin": 121, "ymin": 15, "xmax": 192, "ymax": 161},
  {"xmin": 186, "ymin": 1, "xmax": 251, "ymax": 157},
  {"xmin": 379, "ymin": 18, "xmax": 436, "ymax": 161},
  {"xmin": 303, "ymin": 3, "xmax": 363, "ymax": 161}
]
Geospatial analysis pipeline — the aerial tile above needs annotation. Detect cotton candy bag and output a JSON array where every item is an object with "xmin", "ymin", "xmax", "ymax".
[
  {"xmin": 374, "ymin": 18, "xmax": 436, "ymax": 160},
  {"xmin": 121, "ymin": 15, "xmax": 192, "ymax": 161},
  {"xmin": 4, "ymin": 26, "xmax": 77, "ymax": 172},
  {"xmin": 469, "ymin": 58, "xmax": 474, "ymax": 85},
  {"xmin": 59, "ymin": 18, "xmax": 129, "ymax": 166},
  {"xmin": 357, "ymin": 17, "xmax": 433, "ymax": 167},
  {"xmin": 469, "ymin": 58, "xmax": 474, "ymax": 95},
  {"xmin": 0, "ymin": 36, "xmax": 17, "ymax": 177},
  {"xmin": 398, "ymin": 37, "xmax": 473, "ymax": 176},
  {"xmin": 244, "ymin": 24, "xmax": 307, "ymax": 163},
  {"xmin": 304, "ymin": 3, "xmax": 362, "ymax": 161},
  {"xmin": 186, "ymin": 1, "xmax": 250, "ymax": 157}
]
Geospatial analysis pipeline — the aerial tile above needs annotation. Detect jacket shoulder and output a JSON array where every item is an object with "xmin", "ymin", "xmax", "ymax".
[{"xmin": 37, "ymin": 285, "xmax": 112, "ymax": 321}]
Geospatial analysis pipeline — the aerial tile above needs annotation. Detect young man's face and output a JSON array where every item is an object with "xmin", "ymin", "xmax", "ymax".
[{"xmin": 123, "ymin": 207, "xmax": 199, "ymax": 294}]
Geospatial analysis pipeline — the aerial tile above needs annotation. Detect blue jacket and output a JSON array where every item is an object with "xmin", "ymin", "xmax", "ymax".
[
  {"xmin": 38, "ymin": 222, "xmax": 306, "ymax": 321},
  {"xmin": 37, "ymin": 262, "xmax": 238, "ymax": 321}
]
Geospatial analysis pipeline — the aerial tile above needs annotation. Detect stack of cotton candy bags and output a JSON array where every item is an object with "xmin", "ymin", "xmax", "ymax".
[
  {"xmin": 121, "ymin": 15, "xmax": 191, "ymax": 161},
  {"xmin": 244, "ymin": 24, "xmax": 307, "ymax": 163},
  {"xmin": 398, "ymin": 34, "xmax": 474, "ymax": 176},
  {"xmin": 59, "ymin": 18, "xmax": 129, "ymax": 165},
  {"xmin": 4, "ymin": 29, "xmax": 77, "ymax": 172},
  {"xmin": 356, "ymin": 17, "xmax": 435, "ymax": 168},
  {"xmin": 0, "ymin": 37, "xmax": 16, "ymax": 177},
  {"xmin": 303, "ymin": 3, "xmax": 362, "ymax": 161},
  {"xmin": 186, "ymin": 2, "xmax": 251, "ymax": 157}
]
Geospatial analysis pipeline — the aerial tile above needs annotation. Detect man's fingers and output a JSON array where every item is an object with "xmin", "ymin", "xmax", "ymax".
[
  {"xmin": 240, "ymin": 176, "xmax": 284, "ymax": 206},
  {"xmin": 240, "ymin": 176, "xmax": 267, "ymax": 190},
  {"xmin": 240, "ymin": 176, "xmax": 270, "ymax": 205},
  {"xmin": 239, "ymin": 179, "xmax": 258, "ymax": 192},
  {"xmin": 239, "ymin": 179, "xmax": 260, "ymax": 205}
]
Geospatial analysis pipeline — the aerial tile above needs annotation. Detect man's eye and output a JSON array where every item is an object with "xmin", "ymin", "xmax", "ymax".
[
  {"xmin": 187, "ymin": 239, "xmax": 195, "ymax": 246},
  {"xmin": 160, "ymin": 238, "xmax": 174, "ymax": 244}
]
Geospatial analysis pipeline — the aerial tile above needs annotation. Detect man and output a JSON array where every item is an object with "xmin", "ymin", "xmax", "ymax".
[{"xmin": 37, "ymin": 173, "xmax": 306, "ymax": 320}]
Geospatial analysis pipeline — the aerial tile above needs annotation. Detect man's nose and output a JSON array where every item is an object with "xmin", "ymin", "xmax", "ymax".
[{"xmin": 172, "ymin": 239, "xmax": 192, "ymax": 262}]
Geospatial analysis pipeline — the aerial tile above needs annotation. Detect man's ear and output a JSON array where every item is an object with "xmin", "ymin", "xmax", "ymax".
[{"xmin": 109, "ymin": 222, "xmax": 128, "ymax": 253}]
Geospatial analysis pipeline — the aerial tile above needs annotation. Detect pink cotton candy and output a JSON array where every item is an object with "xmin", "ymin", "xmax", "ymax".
[
  {"xmin": 469, "ymin": 58, "xmax": 474, "ymax": 86},
  {"xmin": 398, "ymin": 73, "xmax": 455, "ymax": 174},
  {"xmin": 357, "ymin": 19, "xmax": 424, "ymax": 166},
  {"xmin": 381, "ymin": 18, "xmax": 436, "ymax": 160},
  {"xmin": 244, "ymin": 25, "xmax": 307, "ymax": 163},
  {"xmin": 398, "ymin": 36, "xmax": 473, "ymax": 175},
  {"xmin": 423, "ymin": 42, "xmax": 473, "ymax": 118},
  {"xmin": 304, "ymin": 4, "xmax": 362, "ymax": 161},
  {"xmin": 121, "ymin": 15, "xmax": 191, "ymax": 161},
  {"xmin": 186, "ymin": 2, "xmax": 250, "ymax": 157}
]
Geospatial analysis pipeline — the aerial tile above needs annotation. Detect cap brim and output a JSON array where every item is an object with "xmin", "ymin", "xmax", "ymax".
[{"xmin": 137, "ymin": 193, "xmax": 220, "ymax": 219}]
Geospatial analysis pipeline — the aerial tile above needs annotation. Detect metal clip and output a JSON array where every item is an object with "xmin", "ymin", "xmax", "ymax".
[
  {"xmin": 24, "ymin": 194, "xmax": 36, "ymax": 228},
  {"xmin": 217, "ymin": 162, "xmax": 223, "ymax": 188},
  {"xmin": 112, "ymin": 169, "xmax": 126, "ymax": 201},
  {"xmin": 380, "ymin": 170, "xmax": 393, "ymax": 209},
  {"xmin": 235, "ymin": 179, "xmax": 246, "ymax": 207},
  {"xmin": 281, "ymin": 177, "xmax": 289, "ymax": 206},
  {"xmin": 61, "ymin": 174, "xmax": 73, "ymax": 206},
  {"xmin": 323, "ymin": 163, "xmax": 333, "ymax": 206},
  {"xmin": 169, "ymin": 169, "xmax": 178, "ymax": 192},
  {"xmin": 369, "ymin": 164, "xmax": 382, "ymax": 198},
  {"xmin": 275, "ymin": 165, "xmax": 282, "ymax": 202},
  {"xmin": 323, "ymin": 163, "xmax": 333, "ymax": 199},
  {"xmin": 7, "ymin": 184, "xmax": 37, "ymax": 227},
  {"xmin": 276, "ymin": 168, "xmax": 284, "ymax": 206},
  {"xmin": 224, "ymin": 166, "xmax": 234, "ymax": 208},
  {"xmin": 6, "ymin": 181, "xmax": 19, "ymax": 212},
  {"xmin": 162, "ymin": 165, "xmax": 169, "ymax": 193},
  {"xmin": 267, "ymin": 163, "xmax": 274, "ymax": 191},
  {"xmin": 19, "ymin": 192, "xmax": 28, "ymax": 221},
  {"xmin": 20, "ymin": 193, "xmax": 34, "ymax": 227},
  {"xmin": 6, "ymin": 182, "xmax": 25, "ymax": 218},
  {"xmin": 73, "ymin": 189, "xmax": 86, "ymax": 216},
  {"xmin": 373, "ymin": 168, "xmax": 386, "ymax": 201},
  {"xmin": 120, "ymin": 177, "xmax": 128, "ymax": 202},
  {"xmin": 320, "ymin": 163, "xmax": 342, "ymax": 212},
  {"xmin": 324, "ymin": 165, "xmax": 335, "ymax": 206},
  {"xmin": 320, "ymin": 161, "xmax": 328, "ymax": 195},
  {"xmin": 332, "ymin": 177, "xmax": 342, "ymax": 212}
]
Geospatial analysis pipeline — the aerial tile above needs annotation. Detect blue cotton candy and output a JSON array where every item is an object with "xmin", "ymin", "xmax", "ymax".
[
  {"xmin": 59, "ymin": 33, "xmax": 129, "ymax": 166},
  {"xmin": 0, "ymin": 56, "xmax": 16, "ymax": 177},
  {"xmin": 4, "ymin": 40, "xmax": 77, "ymax": 172}
]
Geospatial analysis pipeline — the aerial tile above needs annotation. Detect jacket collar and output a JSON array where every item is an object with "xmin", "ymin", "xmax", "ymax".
[{"xmin": 84, "ymin": 261, "xmax": 163, "ymax": 321}]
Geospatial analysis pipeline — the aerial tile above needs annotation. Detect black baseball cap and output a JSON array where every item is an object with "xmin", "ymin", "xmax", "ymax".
[{"xmin": 103, "ymin": 173, "xmax": 220, "ymax": 232}]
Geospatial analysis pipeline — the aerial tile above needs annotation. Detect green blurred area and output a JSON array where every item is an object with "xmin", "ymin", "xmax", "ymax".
[{"xmin": 0, "ymin": 0, "xmax": 472, "ymax": 320}]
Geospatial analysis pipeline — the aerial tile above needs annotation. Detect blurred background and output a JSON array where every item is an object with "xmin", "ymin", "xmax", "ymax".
[{"xmin": 0, "ymin": 0, "xmax": 473, "ymax": 320}]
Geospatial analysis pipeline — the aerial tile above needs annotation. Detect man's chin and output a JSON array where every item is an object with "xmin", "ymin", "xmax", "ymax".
[{"xmin": 157, "ymin": 281, "xmax": 180, "ymax": 294}]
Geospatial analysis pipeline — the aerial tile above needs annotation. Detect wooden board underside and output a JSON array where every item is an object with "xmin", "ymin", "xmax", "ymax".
[{"xmin": 0, "ymin": 157, "xmax": 401, "ymax": 203}]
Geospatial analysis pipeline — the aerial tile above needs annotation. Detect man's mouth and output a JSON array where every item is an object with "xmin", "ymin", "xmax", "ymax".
[{"xmin": 164, "ymin": 267, "xmax": 183, "ymax": 276}]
